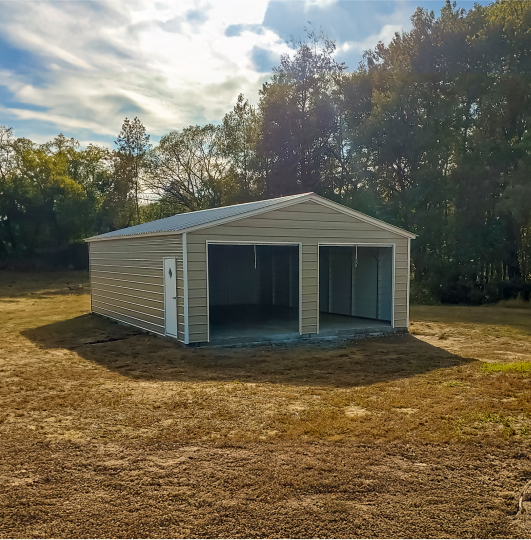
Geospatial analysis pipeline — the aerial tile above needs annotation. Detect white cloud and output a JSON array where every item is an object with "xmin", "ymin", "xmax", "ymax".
[
  {"xmin": 339, "ymin": 24, "xmax": 403, "ymax": 55},
  {"xmin": 304, "ymin": 0, "xmax": 339, "ymax": 7},
  {"xmin": 0, "ymin": 0, "xmax": 290, "ymax": 144},
  {"xmin": 0, "ymin": 0, "xmax": 422, "ymax": 146}
]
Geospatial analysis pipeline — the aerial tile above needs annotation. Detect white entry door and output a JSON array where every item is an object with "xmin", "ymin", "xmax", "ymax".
[{"xmin": 164, "ymin": 258, "xmax": 178, "ymax": 337}]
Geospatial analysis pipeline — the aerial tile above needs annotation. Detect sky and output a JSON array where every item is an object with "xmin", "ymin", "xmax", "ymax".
[{"xmin": 0, "ymin": 0, "xmax": 491, "ymax": 148}]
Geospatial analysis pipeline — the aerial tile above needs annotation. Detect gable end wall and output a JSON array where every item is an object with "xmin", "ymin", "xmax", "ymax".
[{"xmin": 186, "ymin": 200, "xmax": 409, "ymax": 343}]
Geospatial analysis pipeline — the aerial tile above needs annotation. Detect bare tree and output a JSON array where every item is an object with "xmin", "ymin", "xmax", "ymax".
[{"xmin": 146, "ymin": 124, "xmax": 229, "ymax": 212}]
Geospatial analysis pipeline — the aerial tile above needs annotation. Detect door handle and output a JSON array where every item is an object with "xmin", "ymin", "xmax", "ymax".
[{"xmin": 172, "ymin": 296, "xmax": 176, "ymax": 299}]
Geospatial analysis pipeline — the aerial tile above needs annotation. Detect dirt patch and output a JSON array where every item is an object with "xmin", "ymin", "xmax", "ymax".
[
  {"xmin": 0, "ymin": 439, "xmax": 529, "ymax": 538},
  {"xmin": 344, "ymin": 405, "xmax": 369, "ymax": 417}
]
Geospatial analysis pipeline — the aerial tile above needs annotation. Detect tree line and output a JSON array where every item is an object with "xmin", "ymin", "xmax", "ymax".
[{"xmin": 1, "ymin": 0, "xmax": 530, "ymax": 303}]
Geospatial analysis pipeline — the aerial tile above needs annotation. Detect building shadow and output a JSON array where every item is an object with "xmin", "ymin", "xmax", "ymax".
[{"xmin": 21, "ymin": 313, "xmax": 475, "ymax": 388}]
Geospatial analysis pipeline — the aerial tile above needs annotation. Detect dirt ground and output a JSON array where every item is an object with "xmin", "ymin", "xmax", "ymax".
[{"xmin": 1, "ymin": 271, "xmax": 531, "ymax": 538}]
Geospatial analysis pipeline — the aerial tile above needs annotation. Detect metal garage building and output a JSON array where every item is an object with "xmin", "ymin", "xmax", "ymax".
[{"xmin": 86, "ymin": 193, "xmax": 416, "ymax": 346}]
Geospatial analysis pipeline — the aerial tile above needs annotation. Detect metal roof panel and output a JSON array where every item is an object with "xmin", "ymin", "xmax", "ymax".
[{"xmin": 88, "ymin": 193, "xmax": 311, "ymax": 240}]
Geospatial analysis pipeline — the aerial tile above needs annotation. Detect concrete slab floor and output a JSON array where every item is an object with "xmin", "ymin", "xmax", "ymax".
[
  {"xmin": 209, "ymin": 305, "xmax": 299, "ymax": 341},
  {"xmin": 319, "ymin": 312, "xmax": 392, "ymax": 332},
  {"xmin": 208, "ymin": 305, "xmax": 394, "ymax": 345}
]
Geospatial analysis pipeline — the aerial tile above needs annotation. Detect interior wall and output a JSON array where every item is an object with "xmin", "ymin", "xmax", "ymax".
[
  {"xmin": 353, "ymin": 248, "xmax": 379, "ymax": 319},
  {"xmin": 273, "ymin": 248, "xmax": 289, "ymax": 306},
  {"xmin": 257, "ymin": 247, "xmax": 272, "ymax": 305},
  {"xmin": 329, "ymin": 247, "xmax": 352, "ymax": 315},
  {"xmin": 209, "ymin": 245, "xmax": 259, "ymax": 306},
  {"xmin": 319, "ymin": 247, "xmax": 330, "ymax": 313},
  {"xmin": 208, "ymin": 244, "xmax": 299, "ymax": 309},
  {"xmin": 319, "ymin": 246, "xmax": 393, "ymax": 322},
  {"xmin": 272, "ymin": 246, "xmax": 299, "ymax": 308}
]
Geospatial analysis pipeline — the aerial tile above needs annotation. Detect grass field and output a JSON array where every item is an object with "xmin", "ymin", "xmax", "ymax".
[{"xmin": 1, "ymin": 271, "xmax": 531, "ymax": 538}]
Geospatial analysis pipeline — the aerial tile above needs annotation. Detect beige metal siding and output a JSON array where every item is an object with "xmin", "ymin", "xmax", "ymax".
[
  {"xmin": 302, "ymin": 243, "xmax": 318, "ymax": 334},
  {"xmin": 88, "ymin": 235, "xmax": 185, "ymax": 340},
  {"xmin": 187, "ymin": 238, "xmax": 209, "ymax": 343},
  {"xmin": 187, "ymin": 201, "xmax": 409, "ymax": 343}
]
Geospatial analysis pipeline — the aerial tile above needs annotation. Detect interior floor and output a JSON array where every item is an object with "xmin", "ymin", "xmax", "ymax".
[
  {"xmin": 319, "ymin": 312, "xmax": 392, "ymax": 335},
  {"xmin": 209, "ymin": 306, "xmax": 393, "ymax": 344},
  {"xmin": 209, "ymin": 305, "xmax": 299, "ymax": 341}
]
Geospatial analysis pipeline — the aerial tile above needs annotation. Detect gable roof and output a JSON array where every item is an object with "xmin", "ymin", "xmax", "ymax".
[{"xmin": 86, "ymin": 192, "xmax": 417, "ymax": 241}]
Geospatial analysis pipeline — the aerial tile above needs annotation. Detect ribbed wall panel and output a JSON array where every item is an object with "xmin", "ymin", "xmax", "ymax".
[{"xmin": 88, "ymin": 235, "xmax": 184, "ymax": 341}]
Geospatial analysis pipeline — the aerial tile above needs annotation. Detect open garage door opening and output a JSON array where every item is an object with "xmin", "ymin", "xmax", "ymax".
[
  {"xmin": 319, "ymin": 246, "xmax": 393, "ymax": 336},
  {"xmin": 208, "ymin": 244, "xmax": 299, "ymax": 344}
]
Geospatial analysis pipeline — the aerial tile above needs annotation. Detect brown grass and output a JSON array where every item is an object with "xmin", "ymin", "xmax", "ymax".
[
  {"xmin": 1, "ymin": 271, "xmax": 531, "ymax": 537},
  {"xmin": 2, "ymin": 272, "xmax": 531, "ymax": 444}
]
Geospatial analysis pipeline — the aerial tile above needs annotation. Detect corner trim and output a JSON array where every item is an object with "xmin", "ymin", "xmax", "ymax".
[{"xmin": 183, "ymin": 232, "xmax": 190, "ymax": 345}]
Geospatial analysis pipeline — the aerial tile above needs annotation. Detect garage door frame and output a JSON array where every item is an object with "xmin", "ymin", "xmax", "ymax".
[{"xmin": 205, "ymin": 240, "xmax": 303, "ymax": 343}]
